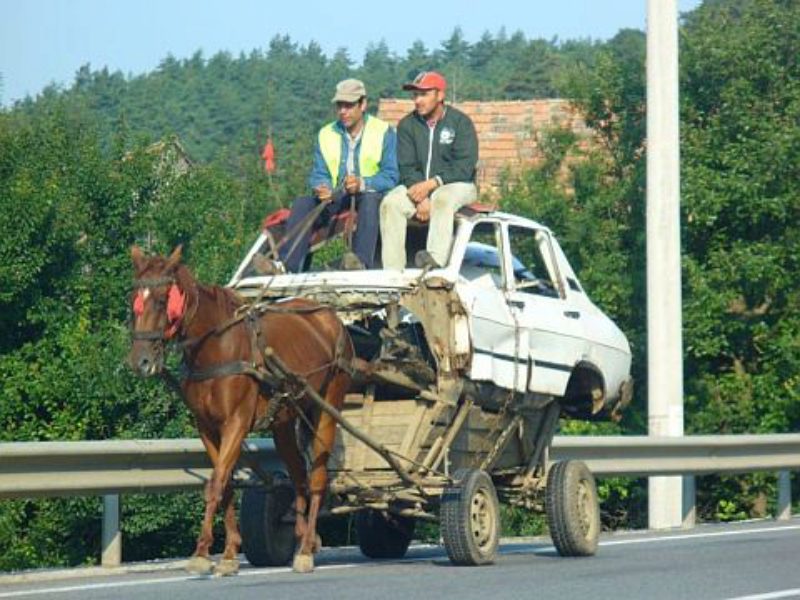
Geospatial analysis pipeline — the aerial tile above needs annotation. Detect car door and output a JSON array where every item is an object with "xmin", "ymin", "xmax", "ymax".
[
  {"xmin": 505, "ymin": 223, "xmax": 586, "ymax": 397},
  {"xmin": 455, "ymin": 220, "xmax": 529, "ymax": 392}
]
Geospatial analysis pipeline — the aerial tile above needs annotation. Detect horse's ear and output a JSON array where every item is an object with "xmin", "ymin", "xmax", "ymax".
[
  {"xmin": 165, "ymin": 245, "xmax": 183, "ymax": 272},
  {"xmin": 131, "ymin": 245, "xmax": 146, "ymax": 273}
]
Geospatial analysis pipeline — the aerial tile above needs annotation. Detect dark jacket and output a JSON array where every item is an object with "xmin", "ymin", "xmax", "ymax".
[{"xmin": 396, "ymin": 105, "xmax": 478, "ymax": 187}]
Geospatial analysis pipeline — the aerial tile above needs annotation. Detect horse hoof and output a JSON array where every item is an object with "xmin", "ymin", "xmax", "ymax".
[
  {"xmin": 292, "ymin": 553, "xmax": 314, "ymax": 573},
  {"xmin": 214, "ymin": 558, "xmax": 240, "ymax": 577},
  {"xmin": 186, "ymin": 555, "xmax": 215, "ymax": 575}
]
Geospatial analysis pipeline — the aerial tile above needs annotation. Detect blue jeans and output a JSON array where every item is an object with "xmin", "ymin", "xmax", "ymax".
[{"xmin": 279, "ymin": 191, "xmax": 383, "ymax": 272}]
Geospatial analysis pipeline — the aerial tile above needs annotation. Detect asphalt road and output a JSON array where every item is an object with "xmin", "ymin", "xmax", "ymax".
[{"xmin": 2, "ymin": 519, "xmax": 800, "ymax": 600}]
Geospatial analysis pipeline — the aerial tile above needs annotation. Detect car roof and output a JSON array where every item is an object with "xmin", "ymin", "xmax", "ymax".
[{"xmin": 456, "ymin": 209, "xmax": 553, "ymax": 234}]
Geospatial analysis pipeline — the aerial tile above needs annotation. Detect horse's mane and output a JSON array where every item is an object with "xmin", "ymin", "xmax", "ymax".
[{"xmin": 173, "ymin": 262, "xmax": 244, "ymax": 317}]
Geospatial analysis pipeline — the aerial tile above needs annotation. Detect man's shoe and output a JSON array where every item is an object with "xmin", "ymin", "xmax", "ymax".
[
  {"xmin": 414, "ymin": 250, "xmax": 442, "ymax": 269},
  {"xmin": 341, "ymin": 251, "xmax": 366, "ymax": 271}
]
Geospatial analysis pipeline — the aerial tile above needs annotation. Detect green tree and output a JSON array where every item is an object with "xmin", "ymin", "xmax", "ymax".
[
  {"xmin": 358, "ymin": 40, "xmax": 400, "ymax": 98},
  {"xmin": 680, "ymin": 0, "xmax": 800, "ymax": 438},
  {"xmin": 403, "ymin": 40, "xmax": 433, "ymax": 82}
]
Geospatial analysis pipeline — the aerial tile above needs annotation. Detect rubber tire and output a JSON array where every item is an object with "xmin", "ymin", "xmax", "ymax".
[
  {"xmin": 356, "ymin": 510, "xmax": 415, "ymax": 559},
  {"xmin": 545, "ymin": 460, "xmax": 600, "ymax": 557},
  {"xmin": 240, "ymin": 481, "xmax": 296, "ymax": 566},
  {"xmin": 440, "ymin": 468, "xmax": 500, "ymax": 566}
]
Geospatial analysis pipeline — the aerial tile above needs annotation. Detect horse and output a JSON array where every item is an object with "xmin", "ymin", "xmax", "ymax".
[{"xmin": 127, "ymin": 245, "xmax": 354, "ymax": 575}]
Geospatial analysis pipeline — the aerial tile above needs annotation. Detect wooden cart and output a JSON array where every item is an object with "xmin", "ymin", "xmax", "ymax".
[{"xmin": 238, "ymin": 350, "xmax": 601, "ymax": 567}]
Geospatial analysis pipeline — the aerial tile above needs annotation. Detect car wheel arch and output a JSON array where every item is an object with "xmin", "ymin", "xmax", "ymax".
[{"xmin": 560, "ymin": 361, "xmax": 607, "ymax": 419}]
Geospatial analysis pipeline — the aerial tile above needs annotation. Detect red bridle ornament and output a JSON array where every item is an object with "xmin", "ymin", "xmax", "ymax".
[{"xmin": 133, "ymin": 284, "xmax": 186, "ymax": 339}]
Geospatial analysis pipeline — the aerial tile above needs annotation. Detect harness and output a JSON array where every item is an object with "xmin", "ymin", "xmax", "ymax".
[
  {"xmin": 131, "ymin": 273, "xmax": 428, "ymax": 495},
  {"xmin": 131, "ymin": 277, "xmax": 352, "ymax": 432}
]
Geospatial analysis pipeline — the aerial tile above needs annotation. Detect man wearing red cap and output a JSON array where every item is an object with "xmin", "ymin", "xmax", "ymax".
[{"xmin": 380, "ymin": 71, "xmax": 478, "ymax": 270}]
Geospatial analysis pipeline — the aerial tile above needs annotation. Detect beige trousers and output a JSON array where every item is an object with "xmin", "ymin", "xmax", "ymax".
[{"xmin": 380, "ymin": 182, "xmax": 478, "ymax": 270}]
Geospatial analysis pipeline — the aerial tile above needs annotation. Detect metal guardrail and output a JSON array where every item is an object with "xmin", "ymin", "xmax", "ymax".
[
  {"xmin": 1, "ymin": 435, "xmax": 797, "ymax": 568},
  {"xmin": 0, "ymin": 438, "xmax": 280, "ymax": 498},
  {"xmin": 2, "ymin": 435, "xmax": 799, "ymax": 498},
  {"xmin": 553, "ymin": 434, "xmax": 800, "ymax": 476}
]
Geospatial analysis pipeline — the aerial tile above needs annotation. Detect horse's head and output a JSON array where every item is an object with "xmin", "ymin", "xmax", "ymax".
[{"xmin": 128, "ymin": 244, "xmax": 190, "ymax": 376}]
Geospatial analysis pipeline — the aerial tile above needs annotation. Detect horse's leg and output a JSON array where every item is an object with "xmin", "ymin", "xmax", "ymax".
[
  {"xmin": 214, "ymin": 482, "xmax": 241, "ymax": 576},
  {"xmin": 273, "ymin": 419, "xmax": 310, "ymax": 565},
  {"xmin": 187, "ymin": 425, "xmax": 220, "ymax": 575},
  {"xmin": 206, "ymin": 396, "xmax": 256, "ymax": 577},
  {"xmin": 187, "ymin": 389, "xmax": 253, "ymax": 576},
  {"xmin": 294, "ymin": 372, "xmax": 350, "ymax": 573}
]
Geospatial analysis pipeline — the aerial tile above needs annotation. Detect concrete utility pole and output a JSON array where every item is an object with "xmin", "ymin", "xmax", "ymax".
[{"xmin": 646, "ymin": 0, "xmax": 685, "ymax": 529}]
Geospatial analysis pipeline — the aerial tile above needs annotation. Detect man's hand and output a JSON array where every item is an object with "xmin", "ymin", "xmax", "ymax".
[
  {"xmin": 415, "ymin": 197, "xmax": 431, "ymax": 222},
  {"xmin": 343, "ymin": 174, "xmax": 361, "ymax": 195},
  {"xmin": 314, "ymin": 184, "xmax": 333, "ymax": 203},
  {"xmin": 407, "ymin": 178, "xmax": 438, "ymax": 204}
]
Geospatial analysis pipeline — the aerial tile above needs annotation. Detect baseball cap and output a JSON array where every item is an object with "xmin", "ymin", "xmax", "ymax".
[
  {"xmin": 402, "ymin": 71, "xmax": 447, "ymax": 92},
  {"xmin": 332, "ymin": 79, "xmax": 367, "ymax": 103}
]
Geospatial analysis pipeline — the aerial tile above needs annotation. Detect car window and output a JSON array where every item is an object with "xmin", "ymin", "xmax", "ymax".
[
  {"xmin": 239, "ymin": 235, "xmax": 278, "ymax": 278},
  {"xmin": 460, "ymin": 221, "xmax": 504, "ymax": 288},
  {"xmin": 507, "ymin": 225, "xmax": 559, "ymax": 297}
]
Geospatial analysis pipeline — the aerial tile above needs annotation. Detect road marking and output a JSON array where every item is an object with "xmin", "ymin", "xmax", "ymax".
[
  {"xmin": 599, "ymin": 524, "xmax": 800, "ymax": 547},
  {"xmin": 0, "ymin": 564, "xmax": 356, "ymax": 598},
  {"xmin": 723, "ymin": 590, "xmax": 800, "ymax": 600},
  {"xmin": 499, "ymin": 523, "xmax": 800, "ymax": 556},
  {"xmin": 2, "ymin": 524, "xmax": 797, "ymax": 598}
]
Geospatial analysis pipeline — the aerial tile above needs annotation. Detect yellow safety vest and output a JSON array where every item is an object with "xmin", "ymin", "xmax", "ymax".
[{"xmin": 318, "ymin": 116, "xmax": 389, "ymax": 188}]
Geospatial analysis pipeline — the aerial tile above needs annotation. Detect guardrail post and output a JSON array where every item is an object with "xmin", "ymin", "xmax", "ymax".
[
  {"xmin": 777, "ymin": 471, "xmax": 791, "ymax": 521},
  {"xmin": 101, "ymin": 494, "xmax": 121, "ymax": 567},
  {"xmin": 681, "ymin": 475, "xmax": 696, "ymax": 529}
]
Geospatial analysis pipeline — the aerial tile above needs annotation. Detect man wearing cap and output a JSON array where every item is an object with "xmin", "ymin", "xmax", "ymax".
[
  {"xmin": 278, "ymin": 78, "xmax": 398, "ymax": 272},
  {"xmin": 379, "ymin": 71, "xmax": 478, "ymax": 270}
]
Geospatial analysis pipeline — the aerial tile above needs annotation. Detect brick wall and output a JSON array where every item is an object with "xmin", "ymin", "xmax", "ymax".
[{"xmin": 377, "ymin": 99, "xmax": 592, "ymax": 197}]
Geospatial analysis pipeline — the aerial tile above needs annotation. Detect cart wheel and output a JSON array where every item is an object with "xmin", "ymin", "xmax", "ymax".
[
  {"xmin": 545, "ymin": 460, "xmax": 600, "ymax": 557},
  {"xmin": 240, "ymin": 480, "xmax": 296, "ymax": 566},
  {"xmin": 440, "ymin": 468, "xmax": 500, "ymax": 566},
  {"xmin": 356, "ymin": 510, "xmax": 415, "ymax": 559}
]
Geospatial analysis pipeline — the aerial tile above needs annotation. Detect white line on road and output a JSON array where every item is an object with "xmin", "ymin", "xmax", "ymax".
[
  {"xmin": 599, "ymin": 524, "xmax": 800, "ymax": 547},
  {"xmin": 723, "ymin": 590, "xmax": 800, "ymax": 600},
  {"xmin": 0, "ymin": 564, "xmax": 356, "ymax": 598},
  {"xmin": 2, "ymin": 523, "xmax": 798, "ymax": 598}
]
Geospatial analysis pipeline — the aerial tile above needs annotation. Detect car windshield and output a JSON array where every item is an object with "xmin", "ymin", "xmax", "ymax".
[{"xmin": 461, "ymin": 242, "xmax": 533, "ymax": 281}]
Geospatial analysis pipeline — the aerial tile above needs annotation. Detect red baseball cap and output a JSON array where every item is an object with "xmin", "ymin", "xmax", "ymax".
[{"xmin": 403, "ymin": 71, "xmax": 447, "ymax": 92}]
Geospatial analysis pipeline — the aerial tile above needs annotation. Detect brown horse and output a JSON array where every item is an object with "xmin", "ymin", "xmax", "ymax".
[{"xmin": 127, "ymin": 245, "xmax": 353, "ymax": 575}]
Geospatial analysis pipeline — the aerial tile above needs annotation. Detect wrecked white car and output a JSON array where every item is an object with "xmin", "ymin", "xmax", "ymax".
[
  {"xmin": 229, "ymin": 208, "xmax": 633, "ymax": 567},
  {"xmin": 229, "ymin": 209, "xmax": 632, "ymax": 421}
]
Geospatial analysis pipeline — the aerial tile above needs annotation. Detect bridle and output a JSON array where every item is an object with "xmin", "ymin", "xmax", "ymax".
[{"xmin": 130, "ymin": 275, "xmax": 187, "ymax": 343}]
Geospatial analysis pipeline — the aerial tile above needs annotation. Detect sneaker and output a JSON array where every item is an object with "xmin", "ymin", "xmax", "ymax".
[
  {"xmin": 414, "ymin": 250, "xmax": 442, "ymax": 269},
  {"xmin": 341, "ymin": 251, "xmax": 365, "ymax": 271}
]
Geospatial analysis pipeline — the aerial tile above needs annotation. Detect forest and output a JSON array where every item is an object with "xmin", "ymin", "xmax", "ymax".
[{"xmin": 0, "ymin": 0, "xmax": 798, "ymax": 570}]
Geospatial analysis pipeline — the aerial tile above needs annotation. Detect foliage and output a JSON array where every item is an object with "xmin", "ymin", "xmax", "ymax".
[
  {"xmin": 675, "ymin": 0, "xmax": 800, "ymax": 519},
  {"xmin": 681, "ymin": 0, "xmax": 800, "ymax": 436},
  {"xmin": 0, "ymin": 498, "xmax": 101, "ymax": 570},
  {"xmin": 501, "ymin": 505, "xmax": 546, "ymax": 537},
  {"xmin": 0, "ymin": 96, "xmax": 270, "ymax": 569}
]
